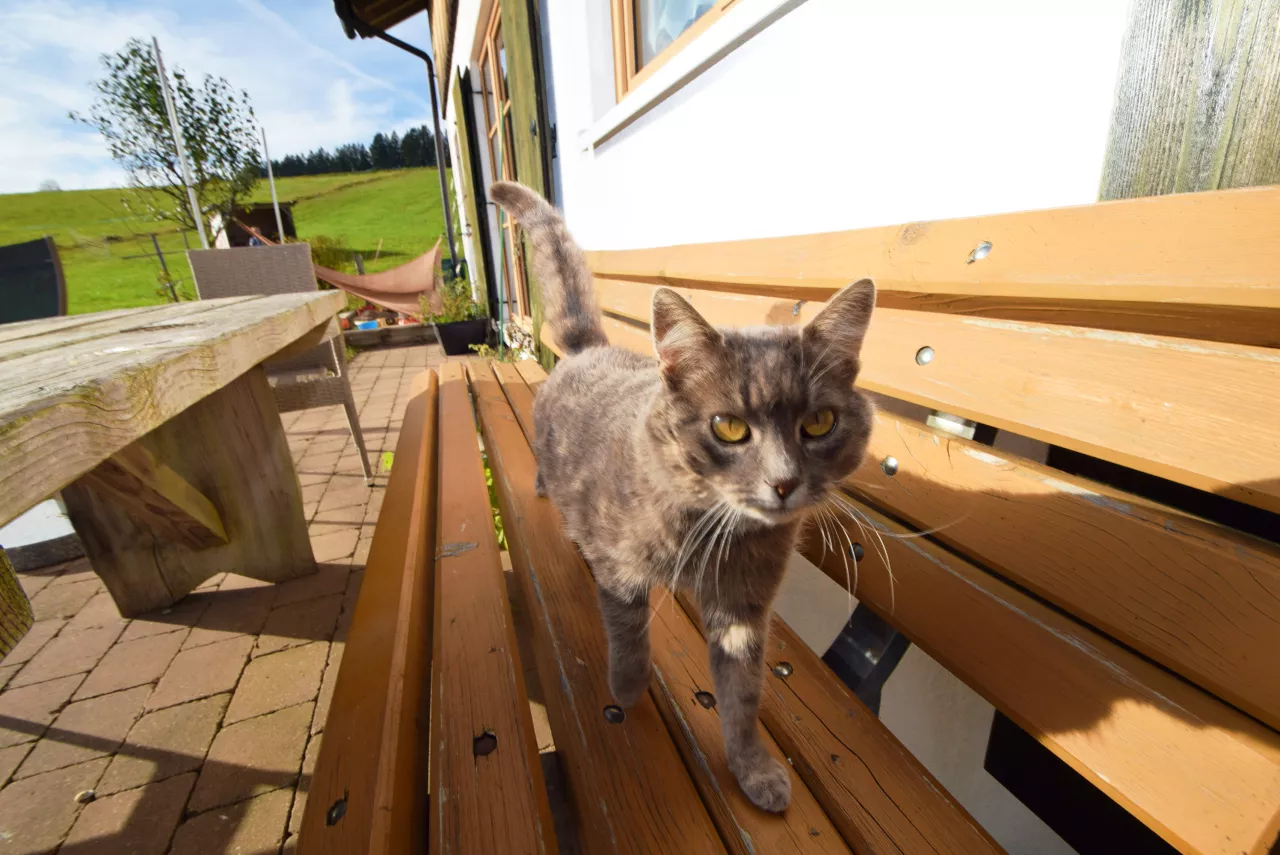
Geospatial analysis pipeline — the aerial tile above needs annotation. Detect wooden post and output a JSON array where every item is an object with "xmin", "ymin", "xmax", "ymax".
[
  {"xmin": 0, "ymin": 547, "xmax": 34, "ymax": 658},
  {"xmin": 62, "ymin": 367, "xmax": 315, "ymax": 616},
  {"xmin": 1100, "ymin": 0, "xmax": 1280, "ymax": 199}
]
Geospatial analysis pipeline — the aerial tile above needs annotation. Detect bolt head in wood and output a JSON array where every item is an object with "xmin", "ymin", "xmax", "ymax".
[
  {"xmin": 881, "ymin": 456, "xmax": 899, "ymax": 476},
  {"xmin": 326, "ymin": 797, "xmax": 347, "ymax": 826},
  {"xmin": 694, "ymin": 691, "xmax": 717, "ymax": 709},
  {"xmin": 967, "ymin": 240, "xmax": 992, "ymax": 263},
  {"xmin": 850, "ymin": 542, "xmax": 865, "ymax": 561},
  {"xmin": 772, "ymin": 662, "xmax": 794, "ymax": 679},
  {"xmin": 603, "ymin": 704, "xmax": 625, "ymax": 724},
  {"xmin": 915, "ymin": 346, "xmax": 934, "ymax": 365}
]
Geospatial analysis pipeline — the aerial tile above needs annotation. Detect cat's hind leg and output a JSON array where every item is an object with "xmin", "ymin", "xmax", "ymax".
[{"xmin": 596, "ymin": 581, "xmax": 652, "ymax": 708}]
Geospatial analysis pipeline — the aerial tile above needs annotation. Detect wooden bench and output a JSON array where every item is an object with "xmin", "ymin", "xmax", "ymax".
[{"xmin": 303, "ymin": 185, "xmax": 1280, "ymax": 855}]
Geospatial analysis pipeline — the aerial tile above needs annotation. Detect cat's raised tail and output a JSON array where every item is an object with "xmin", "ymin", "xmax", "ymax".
[{"xmin": 490, "ymin": 182, "xmax": 609, "ymax": 355}]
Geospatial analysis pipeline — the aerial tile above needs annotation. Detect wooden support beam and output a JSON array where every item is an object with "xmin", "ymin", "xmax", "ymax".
[
  {"xmin": 0, "ymin": 548, "xmax": 34, "ymax": 659},
  {"xmin": 80, "ymin": 443, "xmax": 228, "ymax": 550}
]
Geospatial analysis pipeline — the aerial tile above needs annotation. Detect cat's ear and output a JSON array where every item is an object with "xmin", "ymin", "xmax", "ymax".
[
  {"xmin": 803, "ymin": 279, "xmax": 876, "ymax": 363},
  {"xmin": 651, "ymin": 288, "xmax": 722, "ymax": 386}
]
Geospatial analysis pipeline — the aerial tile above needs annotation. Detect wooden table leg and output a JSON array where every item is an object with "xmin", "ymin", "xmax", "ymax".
[
  {"xmin": 62, "ymin": 366, "xmax": 315, "ymax": 617},
  {"xmin": 0, "ymin": 548, "xmax": 34, "ymax": 657}
]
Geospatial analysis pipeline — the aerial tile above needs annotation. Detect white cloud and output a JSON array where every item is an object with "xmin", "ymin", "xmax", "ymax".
[{"xmin": 0, "ymin": 0, "xmax": 434, "ymax": 193}]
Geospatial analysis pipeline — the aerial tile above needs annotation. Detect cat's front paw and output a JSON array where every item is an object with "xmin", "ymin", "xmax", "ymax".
[
  {"xmin": 608, "ymin": 656, "xmax": 651, "ymax": 708},
  {"xmin": 731, "ymin": 752, "xmax": 791, "ymax": 813}
]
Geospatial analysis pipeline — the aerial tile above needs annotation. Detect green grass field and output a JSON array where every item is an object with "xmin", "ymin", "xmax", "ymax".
[{"xmin": 0, "ymin": 168, "xmax": 451, "ymax": 314}]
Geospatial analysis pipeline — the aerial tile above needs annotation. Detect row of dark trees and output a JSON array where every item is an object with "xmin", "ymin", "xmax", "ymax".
[{"xmin": 265, "ymin": 126, "xmax": 450, "ymax": 178}]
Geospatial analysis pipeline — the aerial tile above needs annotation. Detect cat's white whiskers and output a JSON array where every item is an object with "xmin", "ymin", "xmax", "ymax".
[
  {"xmin": 828, "ymin": 494, "xmax": 895, "ymax": 613},
  {"xmin": 650, "ymin": 501, "xmax": 724, "ymax": 627},
  {"xmin": 818, "ymin": 502, "xmax": 855, "ymax": 618}
]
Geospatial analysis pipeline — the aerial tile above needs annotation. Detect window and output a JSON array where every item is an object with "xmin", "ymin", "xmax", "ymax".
[
  {"xmin": 479, "ymin": 5, "xmax": 531, "ymax": 321},
  {"xmin": 611, "ymin": 0, "xmax": 737, "ymax": 99}
]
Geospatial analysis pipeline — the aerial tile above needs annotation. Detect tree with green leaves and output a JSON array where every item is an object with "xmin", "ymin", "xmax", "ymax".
[{"xmin": 72, "ymin": 38, "xmax": 261, "ymax": 239}]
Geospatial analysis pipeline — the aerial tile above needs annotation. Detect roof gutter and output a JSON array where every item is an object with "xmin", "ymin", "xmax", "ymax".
[{"xmin": 332, "ymin": 0, "xmax": 459, "ymax": 276}]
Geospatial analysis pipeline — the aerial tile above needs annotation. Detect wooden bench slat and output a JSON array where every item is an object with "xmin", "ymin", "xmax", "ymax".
[
  {"xmin": 431, "ymin": 362, "xmax": 558, "ymax": 855},
  {"xmin": 800, "ymin": 493, "xmax": 1280, "ymax": 855},
  {"xmin": 588, "ymin": 281, "xmax": 1280, "ymax": 515},
  {"xmin": 301, "ymin": 369, "xmax": 438, "ymax": 855},
  {"xmin": 586, "ymin": 185, "xmax": 1280, "ymax": 346},
  {"xmin": 647, "ymin": 596, "xmax": 853, "ymax": 855},
  {"xmin": 471, "ymin": 360, "xmax": 728, "ymax": 854},
  {"xmin": 848, "ymin": 411, "xmax": 1280, "ymax": 731}
]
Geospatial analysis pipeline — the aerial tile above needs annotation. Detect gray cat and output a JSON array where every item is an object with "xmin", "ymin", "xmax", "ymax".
[{"xmin": 491, "ymin": 181, "xmax": 876, "ymax": 813}]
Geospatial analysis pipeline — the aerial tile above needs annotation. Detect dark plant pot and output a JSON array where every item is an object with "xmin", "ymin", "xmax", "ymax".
[{"xmin": 433, "ymin": 318, "xmax": 489, "ymax": 355}]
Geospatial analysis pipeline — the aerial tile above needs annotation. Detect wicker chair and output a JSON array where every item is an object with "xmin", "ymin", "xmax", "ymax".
[{"xmin": 187, "ymin": 244, "xmax": 374, "ymax": 483}]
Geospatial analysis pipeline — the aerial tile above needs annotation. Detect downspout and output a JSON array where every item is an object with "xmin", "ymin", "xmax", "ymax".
[{"xmin": 332, "ymin": 0, "xmax": 459, "ymax": 277}]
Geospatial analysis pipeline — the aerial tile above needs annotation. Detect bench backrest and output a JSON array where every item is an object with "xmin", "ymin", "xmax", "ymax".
[{"xmin": 537, "ymin": 185, "xmax": 1280, "ymax": 855}]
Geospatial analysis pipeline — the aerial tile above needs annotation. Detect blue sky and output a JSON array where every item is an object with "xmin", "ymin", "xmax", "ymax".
[{"xmin": 0, "ymin": 0, "xmax": 436, "ymax": 193}]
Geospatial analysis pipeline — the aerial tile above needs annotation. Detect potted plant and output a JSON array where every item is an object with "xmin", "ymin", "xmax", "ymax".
[{"xmin": 424, "ymin": 277, "xmax": 488, "ymax": 355}]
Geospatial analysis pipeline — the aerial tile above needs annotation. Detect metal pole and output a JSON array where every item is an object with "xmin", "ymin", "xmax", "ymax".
[
  {"xmin": 261, "ymin": 128, "xmax": 286, "ymax": 243},
  {"xmin": 153, "ymin": 38, "xmax": 209, "ymax": 249}
]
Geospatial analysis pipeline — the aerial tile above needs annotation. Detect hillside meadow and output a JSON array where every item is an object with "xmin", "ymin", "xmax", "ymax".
[{"xmin": 0, "ymin": 168, "xmax": 451, "ymax": 314}]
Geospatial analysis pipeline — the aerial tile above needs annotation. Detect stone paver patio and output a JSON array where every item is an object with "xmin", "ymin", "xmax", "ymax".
[{"xmin": 0, "ymin": 343, "xmax": 441, "ymax": 855}]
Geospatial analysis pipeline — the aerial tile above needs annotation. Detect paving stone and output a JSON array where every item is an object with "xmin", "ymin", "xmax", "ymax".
[
  {"xmin": 74, "ymin": 629, "xmax": 186, "ymax": 700},
  {"xmin": 311, "ymin": 643, "xmax": 343, "ymax": 735},
  {"xmin": 182, "ymin": 587, "xmax": 275, "ymax": 651},
  {"xmin": 146, "ymin": 636, "xmax": 253, "ymax": 712},
  {"xmin": 29, "ymin": 578, "xmax": 100, "ymax": 621},
  {"xmin": 312, "ymin": 502, "xmax": 366, "ymax": 527},
  {"xmin": 0, "ymin": 663, "xmax": 17, "ymax": 691},
  {"xmin": 254, "ymin": 594, "xmax": 342, "ymax": 657},
  {"xmin": 98, "ymin": 693, "xmax": 228, "ymax": 795},
  {"xmin": 272, "ymin": 563, "xmax": 349, "ymax": 609},
  {"xmin": 118, "ymin": 594, "xmax": 211, "ymax": 643},
  {"xmin": 194, "ymin": 573, "xmax": 227, "ymax": 592},
  {"xmin": 15, "ymin": 685, "xmax": 150, "ymax": 779},
  {"xmin": 61, "ymin": 591, "xmax": 129, "ymax": 636},
  {"xmin": 62, "ymin": 770, "xmax": 194, "ymax": 855},
  {"xmin": 9, "ymin": 624, "xmax": 122, "ymax": 689},
  {"xmin": 44, "ymin": 559, "xmax": 96, "ymax": 587},
  {"xmin": 218, "ymin": 574, "xmax": 274, "ymax": 593},
  {"xmin": 170, "ymin": 785, "xmax": 292, "ymax": 855},
  {"xmin": 0, "ymin": 674, "xmax": 82, "ymax": 748},
  {"xmin": 226, "ymin": 642, "xmax": 327, "ymax": 725},
  {"xmin": 352, "ymin": 535, "xmax": 373, "ymax": 568},
  {"xmin": 188, "ymin": 702, "xmax": 312, "ymax": 813},
  {"xmin": 0, "ymin": 742, "xmax": 32, "ymax": 786},
  {"xmin": 1, "ymin": 619, "xmax": 65, "ymax": 667},
  {"xmin": 317, "ymin": 486, "xmax": 367, "ymax": 514},
  {"xmin": 310, "ymin": 528, "xmax": 359, "ymax": 563},
  {"xmin": 0, "ymin": 757, "xmax": 108, "ymax": 854},
  {"xmin": 17, "ymin": 568, "xmax": 62, "ymax": 600},
  {"xmin": 289, "ymin": 733, "xmax": 322, "ymax": 834}
]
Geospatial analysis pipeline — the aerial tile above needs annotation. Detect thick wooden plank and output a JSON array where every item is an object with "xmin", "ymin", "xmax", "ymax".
[
  {"xmin": 62, "ymin": 368, "xmax": 313, "ymax": 616},
  {"xmin": 1101, "ymin": 0, "xmax": 1280, "ymax": 199},
  {"xmin": 647, "ymin": 596, "xmax": 852, "ymax": 855},
  {"xmin": 267, "ymin": 317, "xmax": 340, "ymax": 363},
  {"xmin": 846, "ymin": 411, "xmax": 1280, "ymax": 730},
  {"xmin": 0, "ymin": 291, "xmax": 343, "ymax": 528},
  {"xmin": 0, "ymin": 301, "xmax": 232, "ymax": 355},
  {"xmin": 0, "ymin": 549, "xmax": 33, "ymax": 659},
  {"xmin": 491, "ymin": 362, "xmax": 537, "ymax": 443},
  {"xmin": 800, "ymin": 496, "xmax": 1280, "ymax": 855},
  {"xmin": 473, "ymin": 360, "xmax": 726, "ymax": 854},
  {"xmin": 586, "ymin": 185, "xmax": 1280, "ymax": 310},
  {"xmin": 301, "ymin": 370, "xmax": 438, "ymax": 855},
  {"xmin": 431, "ymin": 362, "xmax": 557, "ymax": 855},
  {"xmin": 79, "ymin": 442, "xmax": 227, "ymax": 550},
  {"xmin": 590, "ymin": 279, "xmax": 1280, "ymax": 514}
]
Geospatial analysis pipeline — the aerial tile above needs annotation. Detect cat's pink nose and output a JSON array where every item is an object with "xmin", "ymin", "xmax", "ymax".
[{"xmin": 771, "ymin": 478, "xmax": 800, "ymax": 500}]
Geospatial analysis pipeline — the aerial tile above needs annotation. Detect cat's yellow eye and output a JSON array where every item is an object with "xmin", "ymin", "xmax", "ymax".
[
  {"xmin": 711, "ymin": 415, "xmax": 750, "ymax": 443},
  {"xmin": 801, "ymin": 409, "xmax": 836, "ymax": 438}
]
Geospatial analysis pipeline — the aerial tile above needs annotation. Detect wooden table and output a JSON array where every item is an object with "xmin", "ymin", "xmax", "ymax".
[{"xmin": 0, "ymin": 292, "xmax": 344, "ymax": 616}]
